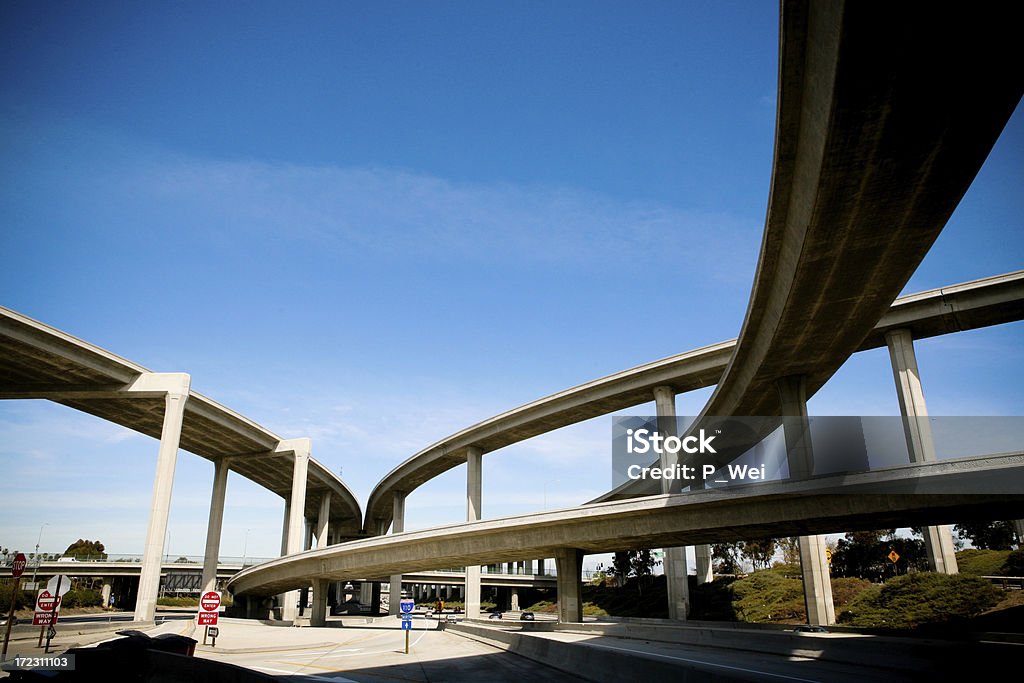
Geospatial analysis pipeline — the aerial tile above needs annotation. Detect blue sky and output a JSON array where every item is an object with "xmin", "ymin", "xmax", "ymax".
[{"xmin": 1, "ymin": 1, "xmax": 1021, "ymax": 563}]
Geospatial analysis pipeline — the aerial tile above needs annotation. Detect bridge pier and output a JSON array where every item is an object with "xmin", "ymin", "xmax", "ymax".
[
  {"xmin": 654, "ymin": 386, "xmax": 691, "ymax": 620},
  {"xmin": 555, "ymin": 548, "xmax": 584, "ymax": 623},
  {"xmin": 466, "ymin": 446, "xmax": 483, "ymax": 619},
  {"xmin": 310, "ymin": 579, "xmax": 329, "ymax": 626},
  {"xmin": 778, "ymin": 376, "xmax": 835, "ymax": 626},
  {"xmin": 886, "ymin": 329, "xmax": 958, "ymax": 573},
  {"xmin": 135, "ymin": 374, "xmax": 191, "ymax": 623},
  {"xmin": 201, "ymin": 458, "xmax": 230, "ymax": 595},
  {"xmin": 388, "ymin": 491, "xmax": 407, "ymax": 615},
  {"xmin": 281, "ymin": 439, "xmax": 311, "ymax": 622}
]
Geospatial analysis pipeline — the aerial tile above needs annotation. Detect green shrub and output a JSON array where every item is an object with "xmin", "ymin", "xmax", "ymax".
[
  {"xmin": 837, "ymin": 572, "xmax": 1002, "ymax": 629},
  {"xmin": 157, "ymin": 596, "xmax": 199, "ymax": 607},
  {"xmin": 956, "ymin": 549, "xmax": 1010, "ymax": 576},
  {"xmin": 731, "ymin": 566, "xmax": 805, "ymax": 623},
  {"xmin": 0, "ymin": 582, "xmax": 34, "ymax": 610},
  {"xmin": 62, "ymin": 589, "xmax": 102, "ymax": 608}
]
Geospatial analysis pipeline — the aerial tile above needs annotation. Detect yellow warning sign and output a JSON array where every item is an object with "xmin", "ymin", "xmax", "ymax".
[
  {"xmin": 887, "ymin": 550, "xmax": 900, "ymax": 564},
  {"xmin": 824, "ymin": 548, "xmax": 833, "ymax": 564}
]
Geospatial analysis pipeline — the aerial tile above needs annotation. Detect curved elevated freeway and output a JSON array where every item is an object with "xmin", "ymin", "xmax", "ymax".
[
  {"xmin": 227, "ymin": 0, "xmax": 1024, "ymax": 629},
  {"xmin": 0, "ymin": 306, "xmax": 362, "ymax": 621}
]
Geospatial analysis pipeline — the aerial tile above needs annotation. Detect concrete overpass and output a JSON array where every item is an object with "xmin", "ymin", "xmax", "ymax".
[
  {"xmin": 229, "ymin": 452, "xmax": 1024, "ymax": 622},
  {"xmin": 0, "ymin": 306, "xmax": 363, "ymax": 622},
  {"xmin": 229, "ymin": 0, "xmax": 1024, "ymax": 627}
]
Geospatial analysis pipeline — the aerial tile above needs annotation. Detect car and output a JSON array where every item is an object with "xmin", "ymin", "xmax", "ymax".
[
  {"xmin": 487, "ymin": 610, "xmax": 503, "ymax": 620},
  {"xmin": 519, "ymin": 611, "xmax": 535, "ymax": 621},
  {"xmin": 793, "ymin": 625, "xmax": 828, "ymax": 633}
]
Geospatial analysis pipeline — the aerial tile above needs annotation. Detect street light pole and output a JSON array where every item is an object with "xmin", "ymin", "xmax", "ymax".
[
  {"xmin": 241, "ymin": 529, "xmax": 251, "ymax": 567},
  {"xmin": 30, "ymin": 523, "xmax": 48, "ymax": 587}
]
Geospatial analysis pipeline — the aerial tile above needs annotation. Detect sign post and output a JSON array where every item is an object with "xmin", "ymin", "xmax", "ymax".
[
  {"xmin": 198, "ymin": 591, "xmax": 221, "ymax": 646},
  {"xmin": 2, "ymin": 552, "xmax": 27, "ymax": 660},
  {"xmin": 399, "ymin": 598, "xmax": 414, "ymax": 654},
  {"xmin": 38, "ymin": 575, "xmax": 69, "ymax": 653}
]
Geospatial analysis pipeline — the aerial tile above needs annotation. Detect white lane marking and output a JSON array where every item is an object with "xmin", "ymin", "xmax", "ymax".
[
  {"xmin": 250, "ymin": 665, "xmax": 358, "ymax": 682},
  {"xmin": 585, "ymin": 642, "xmax": 823, "ymax": 683}
]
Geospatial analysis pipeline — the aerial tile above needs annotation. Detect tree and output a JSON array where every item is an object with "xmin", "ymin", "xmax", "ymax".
[
  {"xmin": 830, "ymin": 529, "xmax": 927, "ymax": 579},
  {"xmin": 777, "ymin": 537, "xmax": 801, "ymax": 566},
  {"xmin": 712, "ymin": 542, "xmax": 743, "ymax": 574},
  {"xmin": 63, "ymin": 539, "xmax": 106, "ymax": 559},
  {"xmin": 954, "ymin": 521, "xmax": 1016, "ymax": 550},
  {"xmin": 741, "ymin": 538, "xmax": 777, "ymax": 570}
]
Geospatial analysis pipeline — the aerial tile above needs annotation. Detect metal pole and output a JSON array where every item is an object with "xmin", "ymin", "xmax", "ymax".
[
  {"xmin": 2, "ymin": 575, "xmax": 21, "ymax": 660},
  {"xmin": 44, "ymin": 575, "xmax": 61, "ymax": 653},
  {"xmin": 31, "ymin": 523, "xmax": 47, "ymax": 587}
]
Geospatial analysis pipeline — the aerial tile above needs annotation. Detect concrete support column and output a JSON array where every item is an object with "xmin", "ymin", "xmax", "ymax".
[
  {"xmin": 886, "ymin": 329, "xmax": 958, "ymax": 574},
  {"xmin": 465, "ymin": 446, "xmax": 483, "ymax": 619},
  {"xmin": 280, "ymin": 500, "xmax": 291, "ymax": 555},
  {"xmin": 555, "ymin": 548, "xmax": 585, "ymax": 623},
  {"xmin": 778, "ymin": 376, "xmax": 834, "ymax": 626},
  {"xmin": 798, "ymin": 534, "xmax": 836, "ymax": 625},
  {"xmin": 310, "ymin": 579, "xmax": 329, "ymax": 627},
  {"xmin": 101, "ymin": 583, "xmax": 112, "ymax": 609},
  {"xmin": 200, "ymin": 458, "xmax": 230, "ymax": 595},
  {"xmin": 316, "ymin": 493, "xmax": 331, "ymax": 549},
  {"xmin": 653, "ymin": 385, "xmax": 689, "ymax": 620},
  {"xmin": 135, "ymin": 374, "xmax": 190, "ymax": 623},
  {"xmin": 388, "ymin": 491, "xmax": 407, "ymax": 615},
  {"xmin": 695, "ymin": 545, "xmax": 714, "ymax": 584},
  {"xmin": 359, "ymin": 581, "xmax": 373, "ymax": 606},
  {"xmin": 511, "ymin": 588, "xmax": 520, "ymax": 611},
  {"xmin": 282, "ymin": 439, "xmax": 311, "ymax": 622}
]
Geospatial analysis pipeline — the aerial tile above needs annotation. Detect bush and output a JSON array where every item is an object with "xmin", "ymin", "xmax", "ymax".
[
  {"xmin": 837, "ymin": 572, "xmax": 1002, "ymax": 629},
  {"xmin": 956, "ymin": 549, "xmax": 1010, "ymax": 576},
  {"xmin": 0, "ymin": 582, "xmax": 34, "ymax": 610},
  {"xmin": 62, "ymin": 589, "xmax": 102, "ymax": 608},
  {"xmin": 157, "ymin": 597, "xmax": 199, "ymax": 607},
  {"xmin": 730, "ymin": 566, "xmax": 805, "ymax": 623}
]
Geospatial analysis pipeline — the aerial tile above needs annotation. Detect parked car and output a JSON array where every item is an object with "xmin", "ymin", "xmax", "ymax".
[
  {"xmin": 794, "ymin": 625, "xmax": 828, "ymax": 633},
  {"xmin": 519, "ymin": 611, "xmax": 535, "ymax": 621}
]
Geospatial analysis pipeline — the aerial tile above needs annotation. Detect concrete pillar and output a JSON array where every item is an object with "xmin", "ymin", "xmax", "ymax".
[
  {"xmin": 135, "ymin": 374, "xmax": 190, "ymax": 622},
  {"xmin": 280, "ymin": 500, "xmax": 291, "ymax": 555},
  {"xmin": 695, "ymin": 545, "xmax": 714, "ymax": 584},
  {"xmin": 886, "ymin": 329, "xmax": 958, "ymax": 574},
  {"xmin": 200, "ymin": 458, "xmax": 230, "ymax": 594},
  {"xmin": 316, "ymin": 493, "xmax": 331, "ymax": 549},
  {"xmin": 653, "ymin": 385, "xmax": 690, "ymax": 620},
  {"xmin": 310, "ymin": 579, "xmax": 329, "ymax": 627},
  {"xmin": 101, "ymin": 583, "xmax": 111, "ymax": 609},
  {"xmin": 511, "ymin": 588, "xmax": 520, "ymax": 611},
  {"xmin": 359, "ymin": 581, "xmax": 373, "ymax": 607},
  {"xmin": 388, "ymin": 491, "xmax": 406, "ymax": 615},
  {"xmin": 465, "ymin": 446, "xmax": 483, "ymax": 619},
  {"xmin": 798, "ymin": 534, "xmax": 835, "ymax": 626},
  {"xmin": 555, "ymin": 548, "xmax": 584, "ymax": 623},
  {"xmin": 281, "ymin": 439, "xmax": 311, "ymax": 622},
  {"xmin": 1014, "ymin": 520, "xmax": 1024, "ymax": 548},
  {"xmin": 778, "ymin": 376, "xmax": 835, "ymax": 626}
]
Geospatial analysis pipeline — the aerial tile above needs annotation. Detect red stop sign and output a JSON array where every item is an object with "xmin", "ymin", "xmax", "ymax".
[
  {"xmin": 200, "ymin": 591, "xmax": 221, "ymax": 612},
  {"xmin": 12, "ymin": 552, "xmax": 27, "ymax": 578},
  {"xmin": 37, "ymin": 591, "xmax": 58, "ymax": 612}
]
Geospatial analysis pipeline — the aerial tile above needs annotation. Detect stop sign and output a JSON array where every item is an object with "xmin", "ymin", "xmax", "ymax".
[
  {"xmin": 200, "ymin": 591, "xmax": 221, "ymax": 612},
  {"xmin": 12, "ymin": 552, "xmax": 27, "ymax": 578}
]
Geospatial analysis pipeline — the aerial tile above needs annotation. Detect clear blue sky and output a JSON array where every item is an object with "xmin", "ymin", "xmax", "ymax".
[{"xmin": 1, "ymin": 1, "xmax": 1021, "ymax": 562}]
